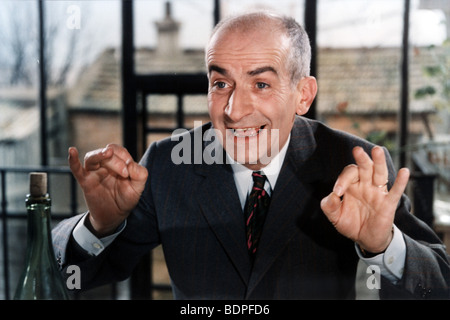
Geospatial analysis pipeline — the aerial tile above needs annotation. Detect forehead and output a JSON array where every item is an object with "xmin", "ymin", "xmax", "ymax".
[{"xmin": 206, "ymin": 26, "xmax": 290, "ymax": 70}]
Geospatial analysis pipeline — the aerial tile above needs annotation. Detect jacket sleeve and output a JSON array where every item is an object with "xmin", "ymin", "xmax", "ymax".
[
  {"xmin": 376, "ymin": 144, "xmax": 450, "ymax": 299},
  {"xmin": 51, "ymin": 142, "xmax": 162, "ymax": 292},
  {"xmin": 52, "ymin": 213, "xmax": 86, "ymax": 269},
  {"xmin": 379, "ymin": 192, "xmax": 450, "ymax": 299}
]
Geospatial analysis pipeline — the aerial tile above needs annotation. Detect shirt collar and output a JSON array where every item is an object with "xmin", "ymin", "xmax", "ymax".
[{"xmin": 227, "ymin": 135, "xmax": 291, "ymax": 208}]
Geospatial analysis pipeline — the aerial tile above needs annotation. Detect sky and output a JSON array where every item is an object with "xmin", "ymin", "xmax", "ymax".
[
  {"xmin": 1, "ymin": 0, "xmax": 447, "ymax": 50},
  {"xmin": 116, "ymin": 0, "xmax": 447, "ymax": 48}
]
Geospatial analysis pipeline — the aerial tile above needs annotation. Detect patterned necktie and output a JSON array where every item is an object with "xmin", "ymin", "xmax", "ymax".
[{"xmin": 245, "ymin": 171, "xmax": 271, "ymax": 261}]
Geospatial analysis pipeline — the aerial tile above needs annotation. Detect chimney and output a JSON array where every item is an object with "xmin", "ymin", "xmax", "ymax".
[{"xmin": 155, "ymin": 2, "xmax": 181, "ymax": 57}]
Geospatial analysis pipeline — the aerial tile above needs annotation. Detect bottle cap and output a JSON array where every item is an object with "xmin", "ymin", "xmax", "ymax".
[{"xmin": 29, "ymin": 172, "xmax": 47, "ymax": 196}]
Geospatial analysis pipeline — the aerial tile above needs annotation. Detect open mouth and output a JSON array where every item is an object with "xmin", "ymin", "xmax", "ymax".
[{"xmin": 231, "ymin": 125, "xmax": 265, "ymax": 138}]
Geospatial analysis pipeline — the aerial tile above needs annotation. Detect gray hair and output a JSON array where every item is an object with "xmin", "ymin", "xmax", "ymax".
[{"xmin": 207, "ymin": 11, "xmax": 311, "ymax": 83}]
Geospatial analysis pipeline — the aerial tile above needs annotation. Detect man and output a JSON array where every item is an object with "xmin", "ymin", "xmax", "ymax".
[{"xmin": 52, "ymin": 12, "xmax": 450, "ymax": 299}]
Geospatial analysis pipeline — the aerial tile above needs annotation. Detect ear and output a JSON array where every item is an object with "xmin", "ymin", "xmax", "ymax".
[{"xmin": 295, "ymin": 76, "xmax": 318, "ymax": 116}]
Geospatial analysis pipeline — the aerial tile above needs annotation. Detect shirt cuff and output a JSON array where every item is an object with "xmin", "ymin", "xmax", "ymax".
[
  {"xmin": 72, "ymin": 212, "xmax": 127, "ymax": 256},
  {"xmin": 355, "ymin": 224, "xmax": 406, "ymax": 283}
]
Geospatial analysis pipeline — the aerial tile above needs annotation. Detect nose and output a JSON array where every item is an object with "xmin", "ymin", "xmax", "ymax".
[{"xmin": 224, "ymin": 87, "xmax": 254, "ymax": 122}]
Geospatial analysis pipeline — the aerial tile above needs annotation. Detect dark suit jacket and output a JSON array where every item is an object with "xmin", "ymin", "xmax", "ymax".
[{"xmin": 52, "ymin": 116, "xmax": 450, "ymax": 299}]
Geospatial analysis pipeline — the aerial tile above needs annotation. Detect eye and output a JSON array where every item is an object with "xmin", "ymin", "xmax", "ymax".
[
  {"xmin": 214, "ymin": 81, "xmax": 228, "ymax": 89},
  {"xmin": 256, "ymin": 82, "xmax": 269, "ymax": 89}
]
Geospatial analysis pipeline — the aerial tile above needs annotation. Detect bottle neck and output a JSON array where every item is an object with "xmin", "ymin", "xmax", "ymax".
[
  {"xmin": 25, "ymin": 194, "xmax": 53, "ymax": 256},
  {"xmin": 15, "ymin": 192, "xmax": 70, "ymax": 300}
]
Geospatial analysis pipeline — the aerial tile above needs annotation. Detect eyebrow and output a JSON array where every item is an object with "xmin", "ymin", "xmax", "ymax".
[
  {"xmin": 247, "ymin": 66, "xmax": 278, "ymax": 77},
  {"xmin": 208, "ymin": 65, "xmax": 278, "ymax": 77},
  {"xmin": 208, "ymin": 65, "xmax": 228, "ymax": 76}
]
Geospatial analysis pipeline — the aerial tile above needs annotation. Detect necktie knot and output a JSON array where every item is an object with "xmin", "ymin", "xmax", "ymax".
[{"xmin": 251, "ymin": 171, "xmax": 267, "ymax": 191}]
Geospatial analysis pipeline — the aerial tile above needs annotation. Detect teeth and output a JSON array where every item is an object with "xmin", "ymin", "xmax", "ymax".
[{"xmin": 232, "ymin": 127, "xmax": 261, "ymax": 137}]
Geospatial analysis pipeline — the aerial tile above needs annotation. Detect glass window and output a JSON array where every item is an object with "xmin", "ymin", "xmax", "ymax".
[
  {"xmin": 0, "ymin": 0, "xmax": 124, "ymax": 300},
  {"xmin": 410, "ymin": 1, "xmax": 450, "ymax": 214},
  {"xmin": 317, "ymin": 0, "xmax": 405, "ymax": 155}
]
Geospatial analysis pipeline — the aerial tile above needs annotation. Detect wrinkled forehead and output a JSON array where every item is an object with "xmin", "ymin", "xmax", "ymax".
[
  {"xmin": 207, "ymin": 16, "xmax": 286, "ymax": 51},
  {"xmin": 205, "ymin": 21, "xmax": 290, "ymax": 66}
]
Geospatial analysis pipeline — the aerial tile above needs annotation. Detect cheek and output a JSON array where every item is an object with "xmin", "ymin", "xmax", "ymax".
[
  {"xmin": 207, "ymin": 94, "xmax": 214, "ymax": 113},
  {"xmin": 208, "ymin": 94, "xmax": 228, "ymax": 136},
  {"xmin": 208, "ymin": 94, "xmax": 223, "ymax": 118},
  {"xmin": 263, "ymin": 89, "xmax": 297, "ymax": 122}
]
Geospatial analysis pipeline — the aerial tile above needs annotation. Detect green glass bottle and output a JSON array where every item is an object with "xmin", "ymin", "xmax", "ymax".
[{"xmin": 13, "ymin": 172, "xmax": 70, "ymax": 300}]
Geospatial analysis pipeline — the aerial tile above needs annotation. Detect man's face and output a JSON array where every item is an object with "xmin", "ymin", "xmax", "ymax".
[{"xmin": 206, "ymin": 26, "xmax": 304, "ymax": 169}]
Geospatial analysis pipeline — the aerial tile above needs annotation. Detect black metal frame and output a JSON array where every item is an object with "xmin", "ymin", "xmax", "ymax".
[
  {"xmin": 38, "ymin": 0, "xmax": 48, "ymax": 167},
  {"xmin": 399, "ymin": 0, "xmax": 411, "ymax": 168}
]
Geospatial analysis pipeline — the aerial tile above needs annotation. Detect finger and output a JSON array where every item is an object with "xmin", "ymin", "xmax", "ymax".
[
  {"xmin": 320, "ymin": 192, "xmax": 342, "ymax": 224},
  {"xmin": 105, "ymin": 143, "xmax": 134, "ymax": 164},
  {"xmin": 372, "ymin": 146, "xmax": 389, "ymax": 187},
  {"xmin": 127, "ymin": 160, "xmax": 148, "ymax": 183},
  {"xmin": 100, "ymin": 153, "xmax": 132, "ymax": 178},
  {"xmin": 68, "ymin": 147, "xmax": 86, "ymax": 182},
  {"xmin": 333, "ymin": 164, "xmax": 359, "ymax": 197},
  {"xmin": 101, "ymin": 144, "xmax": 136, "ymax": 178},
  {"xmin": 84, "ymin": 147, "xmax": 113, "ymax": 171},
  {"xmin": 84, "ymin": 145, "xmax": 131, "ymax": 178},
  {"xmin": 387, "ymin": 168, "xmax": 410, "ymax": 203},
  {"xmin": 352, "ymin": 146, "xmax": 373, "ymax": 185}
]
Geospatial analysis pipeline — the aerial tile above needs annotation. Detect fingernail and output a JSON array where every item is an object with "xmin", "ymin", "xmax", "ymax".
[{"xmin": 122, "ymin": 166, "xmax": 129, "ymax": 177}]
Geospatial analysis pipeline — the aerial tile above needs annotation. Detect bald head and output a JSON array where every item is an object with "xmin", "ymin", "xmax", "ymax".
[{"xmin": 206, "ymin": 12, "xmax": 312, "ymax": 83}]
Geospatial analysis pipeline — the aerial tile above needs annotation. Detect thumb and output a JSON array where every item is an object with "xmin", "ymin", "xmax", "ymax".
[
  {"xmin": 127, "ymin": 160, "xmax": 148, "ymax": 189},
  {"xmin": 320, "ymin": 192, "xmax": 342, "ymax": 225}
]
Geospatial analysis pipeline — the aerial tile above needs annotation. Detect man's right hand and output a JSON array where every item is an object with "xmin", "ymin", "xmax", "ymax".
[{"xmin": 68, "ymin": 144, "xmax": 148, "ymax": 237}]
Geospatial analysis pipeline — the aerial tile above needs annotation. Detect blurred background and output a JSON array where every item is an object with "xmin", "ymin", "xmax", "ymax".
[{"xmin": 0, "ymin": 0, "xmax": 449, "ymax": 300}]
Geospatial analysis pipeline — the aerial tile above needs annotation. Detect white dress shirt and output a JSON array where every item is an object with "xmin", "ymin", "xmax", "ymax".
[{"xmin": 228, "ymin": 135, "xmax": 290, "ymax": 210}]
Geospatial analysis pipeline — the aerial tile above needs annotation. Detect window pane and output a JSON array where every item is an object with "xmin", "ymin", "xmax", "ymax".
[
  {"xmin": 410, "ymin": 0, "xmax": 450, "ymax": 211},
  {"xmin": 0, "ymin": 1, "xmax": 39, "ymax": 167},
  {"xmin": 0, "ymin": 1, "xmax": 39, "ymax": 300},
  {"xmin": 317, "ymin": 0, "xmax": 405, "ymax": 157},
  {"xmin": 221, "ymin": 0, "xmax": 304, "ymax": 23}
]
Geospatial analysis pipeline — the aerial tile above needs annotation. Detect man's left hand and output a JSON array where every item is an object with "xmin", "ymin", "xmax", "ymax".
[{"xmin": 320, "ymin": 146, "xmax": 410, "ymax": 254}]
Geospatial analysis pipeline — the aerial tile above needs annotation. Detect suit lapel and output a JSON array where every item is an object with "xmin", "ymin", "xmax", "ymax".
[{"xmin": 194, "ymin": 131, "xmax": 252, "ymax": 286}]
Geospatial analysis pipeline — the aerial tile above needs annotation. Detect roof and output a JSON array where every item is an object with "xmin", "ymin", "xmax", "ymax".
[
  {"xmin": 66, "ymin": 47, "xmax": 208, "ymax": 114},
  {"xmin": 65, "ymin": 45, "xmax": 442, "ymax": 116},
  {"xmin": 0, "ymin": 87, "xmax": 65, "ymax": 142},
  {"xmin": 0, "ymin": 103, "xmax": 39, "ymax": 142},
  {"xmin": 317, "ymin": 46, "xmax": 440, "ymax": 115}
]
